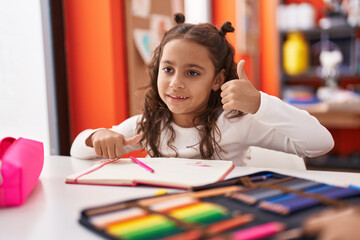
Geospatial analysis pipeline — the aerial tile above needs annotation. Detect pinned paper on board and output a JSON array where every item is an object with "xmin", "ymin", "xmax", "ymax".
[
  {"xmin": 131, "ymin": 0, "xmax": 150, "ymax": 18},
  {"xmin": 133, "ymin": 29, "xmax": 152, "ymax": 64},
  {"xmin": 133, "ymin": 15, "xmax": 173, "ymax": 64},
  {"xmin": 170, "ymin": 0, "xmax": 184, "ymax": 16},
  {"xmin": 150, "ymin": 14, "xmax": 173, "ymax": 52}
]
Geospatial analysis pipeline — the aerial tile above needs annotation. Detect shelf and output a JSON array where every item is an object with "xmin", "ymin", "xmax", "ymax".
[
  {"xmin": 280, "ymin": 25, "xmax": 360, "ymax": 87},
  {"xmin": 283, "ymin": 74, "xmax": 360, "ymax": 83},
  {"xmin": 279, "ymin": 2, "xmax": 360, "ymax": 170},
  {"xmin": 280, "ymin": 26, "xmax": 357, "ymax": 38}
]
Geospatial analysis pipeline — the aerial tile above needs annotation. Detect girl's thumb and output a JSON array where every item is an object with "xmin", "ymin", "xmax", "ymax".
[
  {"xmin": 237, "ymin": 60, "xmax": 248, "ymax": 80},
  {"xmin": 123, "ymin": 134, "xmax": 143, "ymax": 146}
]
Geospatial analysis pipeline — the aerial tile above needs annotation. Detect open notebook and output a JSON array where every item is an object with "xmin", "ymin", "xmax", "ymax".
[{"xmin": 66, "ymin": 157, "xmax": 234, "ymax": 189}]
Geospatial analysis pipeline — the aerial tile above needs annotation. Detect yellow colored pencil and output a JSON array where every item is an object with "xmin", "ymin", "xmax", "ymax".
[
  {"xmin": 170, "ymin": 202, "xmax": 226, "ymax": 219},
  {"xmin": 106, "ymin": 214, "xmax": 170, "ymax": 236}
]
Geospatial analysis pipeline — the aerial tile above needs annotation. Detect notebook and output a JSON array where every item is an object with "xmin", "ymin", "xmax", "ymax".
[{"xmin": 66, "ymin": 157, "xmax": 234, "ymax": 189}]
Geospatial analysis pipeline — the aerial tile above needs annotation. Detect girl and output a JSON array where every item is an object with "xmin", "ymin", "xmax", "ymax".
[{"xmin": 70, "ymin": 14, "xmax": 334, "ymax": 166}]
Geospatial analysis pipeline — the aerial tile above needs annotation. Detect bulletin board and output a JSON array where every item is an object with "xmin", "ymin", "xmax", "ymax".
[{"xmin": 124, "ymin": 0, "xmax": 184, "ymax": 116}]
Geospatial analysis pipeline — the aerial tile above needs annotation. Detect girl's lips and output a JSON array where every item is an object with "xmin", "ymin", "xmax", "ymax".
[{"xmin": 167, "ymin": 94, "xmax": 189, "ymax": 100}]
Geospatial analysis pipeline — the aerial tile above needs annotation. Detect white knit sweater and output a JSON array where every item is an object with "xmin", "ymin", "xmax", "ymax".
[{"xmin": 70, "ymin": 92, "xmax": 334, "ymax": 166}]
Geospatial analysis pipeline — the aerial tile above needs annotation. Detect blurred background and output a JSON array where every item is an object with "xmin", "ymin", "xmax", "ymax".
[{"xmin": 1, "ymin": 0, "xmax": 360, "ymax": 172}]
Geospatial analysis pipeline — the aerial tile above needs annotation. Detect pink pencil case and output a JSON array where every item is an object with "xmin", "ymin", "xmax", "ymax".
[{"xmin": 0, "ymin": 137, "xmax": 44, "ymax": 207}]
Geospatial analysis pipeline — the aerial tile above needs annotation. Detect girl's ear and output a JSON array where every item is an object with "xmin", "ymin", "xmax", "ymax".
[{"xmin": 212, "ymin": 69, "xmax": 225, "ymax": 91}]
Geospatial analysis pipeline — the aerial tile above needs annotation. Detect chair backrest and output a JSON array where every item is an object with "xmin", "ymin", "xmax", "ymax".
[{"xmin": 246, "ymin": 146, "xmax": 306, "ymax": 170}]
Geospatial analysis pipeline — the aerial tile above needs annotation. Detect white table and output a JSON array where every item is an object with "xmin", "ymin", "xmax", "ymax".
[{"xmin": 1, "ymin": 156, "xmax": 360, "ymax": 240}]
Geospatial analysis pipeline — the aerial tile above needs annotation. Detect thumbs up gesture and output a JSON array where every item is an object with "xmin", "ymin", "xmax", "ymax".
[
  {"xmin": 220, "ymin": 60, "xmax": 260, "ymax": 114},
  {"xmin": 86, "ymin": 130, "xmax": 142, "ymax": 159}
]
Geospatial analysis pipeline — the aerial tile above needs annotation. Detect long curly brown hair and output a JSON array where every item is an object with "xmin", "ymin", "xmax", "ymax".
[{"xmin": 137, "ymin": 14, "xmax": 244, "ymax": 159}]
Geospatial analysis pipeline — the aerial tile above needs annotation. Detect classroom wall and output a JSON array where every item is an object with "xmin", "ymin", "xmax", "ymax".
[
  {"xmin": 212, "ymin": 0, "xmax": 260, "ymax": 90},
  {"xmin": 0, "ymin": 0, "xmax": 53, "ymax": 155},
  {"xmin": 64, "ymin": 0, "xmax": 128, "ymax": 141},
  {"xmin": 259, "ymin": 0, "xmax": 280, "ymax": 96}
]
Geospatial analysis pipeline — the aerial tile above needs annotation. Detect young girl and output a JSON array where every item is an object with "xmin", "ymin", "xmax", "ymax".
[{"xmin": 70, "ymin": 14, "xmax": 334, "ymax": 166}]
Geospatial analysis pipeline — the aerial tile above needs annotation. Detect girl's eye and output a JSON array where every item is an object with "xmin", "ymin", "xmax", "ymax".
[
  {"xmin": 163, "ymin": 67, "xmax": 173, "ymax": 73},
  {"xmin": 187, "ymin": 71, "xmax": 200, "ymax": 77}
]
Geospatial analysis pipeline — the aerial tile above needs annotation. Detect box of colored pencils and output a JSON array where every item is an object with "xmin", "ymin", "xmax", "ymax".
[{"xmin": 79, "ymin": 171, "xmax": 360, "ymax": 240}]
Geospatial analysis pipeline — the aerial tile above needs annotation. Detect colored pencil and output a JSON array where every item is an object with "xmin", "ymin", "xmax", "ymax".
[
  {"xmin": 262, "ymin": 185, "xmax": 332, "ymax": 204},
  {"xmin": 130, "ymin": 156, "xmax": 154, "ymax": 173},
  {"xmin": 249, "ymin": 173, "xmax": 272, "ymax": 181},
  {"xmin": 227, "ymin": 178, "xmax": 322, "ymax": 205},
  {"xmin": 106, "ymin": 214, "xmax": 171, "ymax": 236},
  {"xmin": 119, "ymin": 220, "xmax": 181, "ymax": 240},
  {"xmin": 150, "ymin": 196, "xmax": 199, "ymax": 212},
  {"xmin": 138, "ymin": 185, "xmax": 242, "ymax": 206},
  {"xmin": 90, "ymin": 207, "xmax": 146, "ymax": 228},
  {"xmin": 90, "ymin": 197, "xmax": 199, "ymax": 228},
  {"xmin": 230, "ymin": 222, "xmax": 285, "ymax": 240},
  {"xmin": 169, "ymin": 202, "xmax": 228, "ymax": 224},
  {"xmin": 105, "ymin": 202, "xmax": 231, "ymax": 239},
  {"xmin": 261, "ymin": 186, "xmax": 360, "ymax": 215},
  {"xmin": 349, "ymin": 184, "xmax": 360, "ymax": 191},
  {"xmin": 206, "ymin": 214, "xmax": 254, "ymax": 234},
  {"xmin": 85, "ymin": 185, "xmax": 242, "ymax": 223},
  {"xmin": 258, "ymin": 185, "xmax": 333, "ymax": 214},
  {"xmin": 162, "ymin": 214, "xmax": 254, "ymax": 240},
  {"xmin": 283, "ymin": 187, "xmax": 360, "ymax": 214},
  {"xmin": 85, "ymin": 202, "xmax": 130, "ymax": 216}
]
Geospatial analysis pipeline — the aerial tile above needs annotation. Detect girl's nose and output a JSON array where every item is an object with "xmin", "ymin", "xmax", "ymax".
[{"xmin": 169, "ymin": 75, "xmax": 185, "ymax": 89}]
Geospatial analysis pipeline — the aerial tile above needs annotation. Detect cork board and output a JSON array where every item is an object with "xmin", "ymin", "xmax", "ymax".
[{"xmin": 124, "ymin": 0, "xmax": 184, "ymax": 116}]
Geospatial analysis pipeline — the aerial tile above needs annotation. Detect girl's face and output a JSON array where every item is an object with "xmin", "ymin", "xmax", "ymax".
[{"xmin": 157, "ymin": 39, "xmax": 224, "ymax": 127}]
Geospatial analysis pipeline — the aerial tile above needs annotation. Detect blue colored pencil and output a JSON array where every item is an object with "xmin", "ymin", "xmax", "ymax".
[
  {"xmin": 249, "ymin": 173, "xmax": 272, "ymax": 181},
  {"xmin": 349, "ymin": 184, "xmax": 360, "ymax": 191},
  {"xmin": 263, "ymin": 184, "xmax": 332, "ymax": 204},
  {"xmin": 229, "ymin": 178, "xmax": 323, "ymax": 205},
  {"xmin": 261, "ymin": 186, "xmax": 360, "ymax": 215}
]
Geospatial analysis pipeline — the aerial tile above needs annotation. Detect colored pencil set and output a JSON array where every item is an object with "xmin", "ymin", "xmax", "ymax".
[
  {"xmin": 83, "ymin": 197, "xmax": 284, "ymax": 240},
  {"xmin": 79, "ymin": 172, "xmax": 360, "ymax": 239},
  {"xmin": 81, "ymin": 181, "xmax": 286, "ymax": 239}
]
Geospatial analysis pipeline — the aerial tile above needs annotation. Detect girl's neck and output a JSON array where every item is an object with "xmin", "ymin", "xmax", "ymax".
[{"xmin": 172, "ymin": 115, "xmax": 198, "ymax": 128}]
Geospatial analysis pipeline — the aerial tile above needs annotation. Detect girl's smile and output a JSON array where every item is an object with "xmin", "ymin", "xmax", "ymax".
[
  {"xmin": 166, "ymin": 94, "xmax": 189, "ymax": 101},
  {"xmin": 157, "ymin": 39, "xmax": 223, "ymax": 127}
]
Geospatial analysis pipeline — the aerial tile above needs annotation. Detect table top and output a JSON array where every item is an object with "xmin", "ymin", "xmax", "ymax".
[{"xmin": 1, "ymin": 155, "xmax": 360, "ymax": 240}]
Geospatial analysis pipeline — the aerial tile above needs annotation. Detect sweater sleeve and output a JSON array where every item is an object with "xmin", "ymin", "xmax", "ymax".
[
  {"xmin": 69, "ymin": 128, "xmax": 104, "ymax": 159},
  {"xmin": 245, "ymin": 92, "xmax": 334, "ymax": 157},
  {"xmin": 70, "ymin": 115, "xmax": 143, "ymax": 159}
]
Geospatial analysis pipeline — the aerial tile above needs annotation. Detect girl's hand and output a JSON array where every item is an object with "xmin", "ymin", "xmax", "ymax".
[
  {"xmin": 303, "ymin": 205, "xmax": 360, "ymax": 240},
  {"xmin": 220, "ymin": 60, "xmax": 260, "ymax": 114},
  {"xmin": 86, "ymin": 129, "xmax": 142, "ymax": 159}
]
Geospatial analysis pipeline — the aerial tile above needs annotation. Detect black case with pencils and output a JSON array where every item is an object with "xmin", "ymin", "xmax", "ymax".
[{"xmin": 78, "ymin": 171, "xmax": 360, "ymax": 240}]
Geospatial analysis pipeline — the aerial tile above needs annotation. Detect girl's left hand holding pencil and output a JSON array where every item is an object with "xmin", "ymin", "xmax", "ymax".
[{"xmin": 220, "ymin": 60, "xmax": 261, "ymax": 114}]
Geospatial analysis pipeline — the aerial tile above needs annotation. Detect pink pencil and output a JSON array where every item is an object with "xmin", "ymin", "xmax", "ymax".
[
  {"xmin": 230, "ymin": 222, "xmax": 285, "ymax": 240},
  {"xmin": 130, "ymin": 156, "xmax": 154, "ymax": 173}
]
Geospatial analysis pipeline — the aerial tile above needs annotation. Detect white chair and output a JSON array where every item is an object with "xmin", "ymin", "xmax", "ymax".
[{"xmin": 246, "ymin": 146, "xmax": 306, "ymax": 170}]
